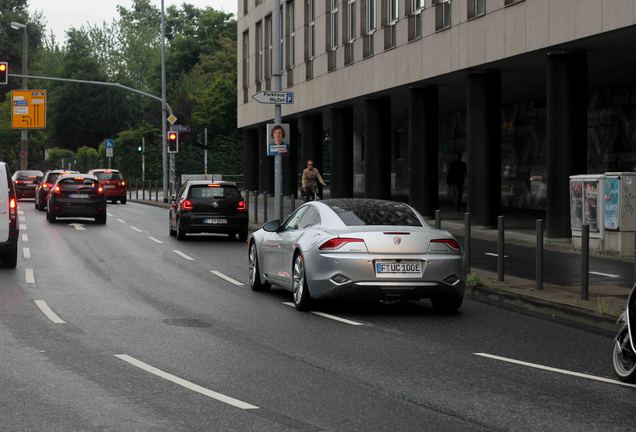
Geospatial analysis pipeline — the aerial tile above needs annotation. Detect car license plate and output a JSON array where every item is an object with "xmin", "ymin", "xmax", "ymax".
[
  {"xmin": 204, "ymin": 218, "xmax": 227, "ymax": 224},
  {"xmin": 69, "ymin": 194, "xmax": 89, "ymax": 199},
  {"xmin": 375, "ymin": 260, "xmax": 423, "ymax": 278},
  {"xmin": 104, "ymin": 185, "xmax": 115, "ymax": 189}
]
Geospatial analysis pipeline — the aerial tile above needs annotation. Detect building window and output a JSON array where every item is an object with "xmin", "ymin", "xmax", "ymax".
[
  {"xmin": 383, "ymin": 0, "xmax": 398, "ymax": 50},
  {"xmin": 286, "ymin": 0, "xmax": 295, "ymax": 87},
  {"xmin": 467, "ymin": 0, "xmax": 485, "ymax": 18},
  {"xmin": 504, "ymin": 0, "xmax": 523, "ymax": 5},
  {"xmin": 408, "ymin": 0, "xmax": 423, "ymax": 41},
  {"xmin": 362, "ymin": 0, "xmax": 376, "ymax": 58},
  {"xmin": 265, "ymin": 15, "xmax": 273, "ymax": 89},
  {"xmin": 255, "ymin": 21, "xmax": 263, "ymax": 91},
  {"xmin": 242, "ymin": 31, "xmax": 249, "ymax": 103},
  {"xmin": 256, "ymin": 0, "xmax": 263, "ymax": 6},
  {"xmin": 327, "ymin": 0, "xmax": 339, "ymax": 71},
  {"xmin": 244, "ymin": 0, "xmax": 249, "ymax": 15},
  {"xmin": 344, "ymin": 0, "xmax": 356, "ymax": 65},
  {"xmin": 434, "ymin": 0, "xmax": 451, "ymax": 31},
  {"xmin": 305, "ymin": 0, "xmax": 315, "ymax": 80}
]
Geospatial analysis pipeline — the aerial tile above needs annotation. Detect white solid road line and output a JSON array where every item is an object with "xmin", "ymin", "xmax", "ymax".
[
  {"xmin": 130, "ymin": 226, "xmax": 143, "ymax": 233},
  {"xmin": 21, "ymin": 234, "xmax": 28, "ymax": 242},
  {"xmin": 34, "ymin": 300, "xmax": 66, "ymax": 324},
  {"xmin": 23, "ymin": 247, "xmax": 31, "ymax": 259},
  {"xmin": 474, "ymin": 353, "xmax": 636, "ymax": 389},
  {"xmin": 172, "ymin": 250, "xmax": 195, "ymax": 261},
  {"xmin": 589, "ymin": 271, "xmax": 621, "ymax": 278},
  {"xmin": 117, "ymin": 218, "xmax": 126, "ymax": 224},
  {"xmin": 485, "ymin": 252, "xmax": 509, "ymax": 258},
  {"xmin": 210, "ymin": 271, "xmax": 244, "ymax": 286},
  {"xmin": 282, "ymin": 302, "xmax": 364, "ymax": 326},
  {"xmin": 114, "ymin": 355, "xmax": 259, "ymax": 410},
  {"xmin": 148, "ymin": 236, "xmax": 164, "ymax": 244},
  {"xmin": 19, "ymin": 224, "xmax": 27, "ymax": 231},
  {"xmin": 25, "ymin": 268, "xmax": 35, "ymax": 284}
]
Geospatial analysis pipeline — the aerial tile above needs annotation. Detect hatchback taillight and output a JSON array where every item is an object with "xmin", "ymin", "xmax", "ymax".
[
  {"xmin": 121, "ymin": 180, "xmax": 126, "ymax": 187},
  {"xmin": 42, "ymin": 182, "xmax": 52, "ymax": 190},
  {"xmin": 181, "ymin": 199, "xmax": 194, "ymax": 211},
  {"xmin": 237, "ymin": 201, "xmax": 247, "ymax": 212},
  {"xmin": 319, "ymin": 237, "xmax": 366, "ymax": 251},
  {"xmin": 97, "ymin": 186, "xmax": 104, "ymax": 194},
  {"xmin": 53, "ymin": 186, "xmax": 61, "ymax": 195}
]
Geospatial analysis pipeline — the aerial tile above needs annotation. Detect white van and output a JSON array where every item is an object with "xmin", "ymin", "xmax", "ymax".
[{"xmin": 0, "ymin": 162, "xmax": 19, "ymax": 268}]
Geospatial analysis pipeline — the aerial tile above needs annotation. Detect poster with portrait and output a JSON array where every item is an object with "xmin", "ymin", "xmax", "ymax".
[
  {"xmin": 569, "ymin": 179, "xmax": 583, "ymax": 231},
  {"xmin": 266, "ymin": 123, "xmax": 290, "ymax": 156},
  {"xmin": 604, "ymin": 177, "xmax": 620, "ymax": 231}
]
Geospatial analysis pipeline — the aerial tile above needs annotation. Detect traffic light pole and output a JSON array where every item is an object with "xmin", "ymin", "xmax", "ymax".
[
  {"xmin": 20, "ymin": 27, "xmax": 28, "ymax": 170},
  {"xmin": 204, "ymin": 128, "xmax": 208, "ymax": 177},
  {"xmin": 141, "ymin": 136, "xmax": 146, "ymax": 182},
  {"xmin": 273, "ymin": 0, "xmax": 283, "ymax": 221},
  {"xmin": 161, "ymin": 0, "xmax": 169, "ymax": 202}
]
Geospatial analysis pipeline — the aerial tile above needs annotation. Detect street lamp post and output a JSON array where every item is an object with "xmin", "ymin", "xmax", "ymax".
[
  {"xmin": 11, "ymin": 21, "xmax": 28, "ymax": 170},
  {"xmin": 160, "ymin": 0, "xmax": 169, "ymax": 202}
]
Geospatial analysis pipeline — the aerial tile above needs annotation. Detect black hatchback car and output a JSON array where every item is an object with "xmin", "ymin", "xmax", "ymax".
[
  {"xmin": 35, "ymin": 170, "xmax": 79, "ymax": 211},
  {"xmin": 47, "ymin": 174, "xmax": 107, "ymax": 224},
  {"xmin": 12, "ymin": 170, "xmax": 43, "ymax": 200},
  {"xmin": 169, "ymin": 181, "xmax": 248, "ymax": 241}
]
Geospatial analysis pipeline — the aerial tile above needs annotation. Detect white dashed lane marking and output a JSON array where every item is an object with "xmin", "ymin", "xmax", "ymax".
[
  {"xmin": 114, "ymin": 355, "xmax": 259, "ymax": 410},
  {"xmin": 210, "ymin": 271, "xmax": 244, "ymax": 286},
  {"xmin": 130, "ymin": 226, "xmax": 143, "ymax": 233},
  {"xmin": 19, "ymin": 224, "xmax": 27, "ymax": 231},
  {"xmin": 172, "ymin": 250, "xmax": 195, "ymax": 261},
  {"xmin": 23, "ymin": 248, "xmax": 31, "ymax": 259},
  {"xmin": 107, "ymin": 212, "xmax": 114, "ymax": 217},
  {"xmin": 34, "ymin": 300, "xmax": 66, "ymax": 324},
  {"xmin": 117, "ymin": 218, "xmax": 126, "ymax": 224},
  {"xmin": 148, "ymin": 236, "xmax": 163, "ymax": 244},
  {"xmin": 589, "ymin": 271, "xmax": 620, "ymax": 278},
  {"xmin": 22, "ymin": 234, "xmax": 28, "ymax": 242},
  {"xmin": 282, "ymin": 302, "xmax": 364, "ymax": 326},
  {"xmin": 25, "ymin": 268, "xmax": 35, "ymax": 284}
]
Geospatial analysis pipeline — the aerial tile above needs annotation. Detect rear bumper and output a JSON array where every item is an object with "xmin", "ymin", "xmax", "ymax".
[
  {"xmin": 49, "ymin": 198, "xmax": 106, "ymax": 217},
  {"xmin": 180, "ymin": 213, "xmax": 248, "ymax": 233},
  {"xmin": 15, "ymin": 187, "xmax": 37, "ymax": 199},
  {"xmin": 103, "ymin": 187, "xmax": 125, "ymax": 198}
]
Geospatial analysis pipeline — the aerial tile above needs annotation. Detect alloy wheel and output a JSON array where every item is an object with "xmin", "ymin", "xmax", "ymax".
[{"xmin": 293, "ymin": 255, "xmax": 305, "ymax": 305}]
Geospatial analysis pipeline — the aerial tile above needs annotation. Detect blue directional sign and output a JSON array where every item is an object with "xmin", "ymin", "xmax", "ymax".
[{"xmin": 105, "ymin": 138, "xmax": 115, "ymax": 149}]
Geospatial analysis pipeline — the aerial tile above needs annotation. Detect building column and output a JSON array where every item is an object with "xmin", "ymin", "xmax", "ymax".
[
  {"xmin": 546, "ymin": 51, "xmax": 587, "ymax": 238},
  {"xmin": 364, "ymin": 98, "xmax": 391, "ymax": 199},
  {"xmin": 467, "ymin": 71, "xmax": 501, "ymax": 227},
  {"xmin": 282, "ymin": 119, "xmax": 299, "ymax": 196},
  {"xmin": 301, "ymin": 114, "xmax": 323, "ymax": 172},
  {"xmin": 242, "ymin": 128, "xmax": 259, "ymax": 191},
  {"xmin": 408, "ymin": 87, "xmax": 438, "ymax": 218},
  {"xmin": 329, "ymin": 107, "xmax": 354, "ymax": 198},
  {"xmin": 258, "ymin": 125, "xmax": 274, "ymax": 193}
]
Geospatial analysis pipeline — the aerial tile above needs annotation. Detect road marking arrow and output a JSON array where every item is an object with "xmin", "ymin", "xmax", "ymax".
[{"xmin": 69, "ymin": 223, "xmax": 86, "ymax": 231}]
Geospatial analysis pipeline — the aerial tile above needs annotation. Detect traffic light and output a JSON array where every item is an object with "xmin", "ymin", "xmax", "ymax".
[
  {"xmin": 137, "ymin": 146, "xmax": 142, "ymax": 152},
  {"xmin": 0, "ymin": 62, "xmax": 7, "ymax": 85},
  {"xmin": 167, "ymin": 130, "xmax": 179, "ymax": 153}
]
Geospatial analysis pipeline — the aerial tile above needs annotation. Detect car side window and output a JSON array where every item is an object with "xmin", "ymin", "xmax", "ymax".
[
  {"xmin": 298, "ymin": 207, "xmax": 320, "ymax": 229},
  {"xmin": 282, "ymin": 207, "xmax": 307, "ymax": 231}
]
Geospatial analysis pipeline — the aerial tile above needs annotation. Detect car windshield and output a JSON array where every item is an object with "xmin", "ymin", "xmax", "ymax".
[
  {"xmin": 95, "ymin": 171, "xmax": 122, "ymax": 180},
  {"xmin": 16, "ymin": 171, "xmax": 43, "ymax": 180},
  {"xmin": 188, "ymin": 185, "xmax": 239, "ymax": 199},
  {"xmin": 323, "ymin": 199, "xmax": 422, "ymax": 227},
  {"xmin": 59, "ymin": 177, "xmax": 97, "ymax": 186}
]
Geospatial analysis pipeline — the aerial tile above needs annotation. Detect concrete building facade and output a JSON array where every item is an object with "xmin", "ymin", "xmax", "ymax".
[{"xmin": 238, "ymin": 0, "xmax": 636, "ymax": 237}]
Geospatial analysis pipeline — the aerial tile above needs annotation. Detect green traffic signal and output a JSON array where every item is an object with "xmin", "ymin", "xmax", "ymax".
[{"xmin": 137, "ymin": 146, "xmax": 142, "ymax": 152}]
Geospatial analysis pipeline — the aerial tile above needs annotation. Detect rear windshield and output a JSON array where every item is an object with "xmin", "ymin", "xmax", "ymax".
[
  {"xmin": 95, "ymin": 171, "xmax": 122, "ymax": 180},
  {"xmin": 45, "ymin": 171, "xmax": 78, "ymax": 183},
  {"xmin": 16, "ymin": 170, "xmax": 43, "ymax": 180},
  {"xmin": 59, "ymin": 178, "xmax": 97, "ymax": 186},
  {"xmin": 188, "ymin": 185, "xmax": 239, "ymax": 199},
  {"xmin": 323, "ymin": 199, "xmax": 422, "ymax": 227}
]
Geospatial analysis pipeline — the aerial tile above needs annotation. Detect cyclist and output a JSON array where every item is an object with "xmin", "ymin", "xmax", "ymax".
[{"xmin": 301, "ymin": 159, "xmax": 326, "ymax": 202}]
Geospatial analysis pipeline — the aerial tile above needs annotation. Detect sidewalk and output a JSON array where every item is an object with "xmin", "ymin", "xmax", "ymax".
[{"xmin": 129, "ymin": 193, "xmax": 629, "ymax": 335}]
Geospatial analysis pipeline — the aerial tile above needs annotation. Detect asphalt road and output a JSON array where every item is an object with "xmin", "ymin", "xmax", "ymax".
[{"xmin": 0, "ymin": 201, "xmax": 634, "ymax": 431}]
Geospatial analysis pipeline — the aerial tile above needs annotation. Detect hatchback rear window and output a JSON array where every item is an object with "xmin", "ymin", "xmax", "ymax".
[
  {"xmin": 188, "ymin": 185, "xmax": 239, "ymax": 199},
  {"xmin": 323, "ymin": 199, "xmax": 422, "ymax": 227},
  {"xmin": 60, "ymin": 178, "xmax": 97, "ymax": 186},
  {"xmin": 16, "ymin": 170, "xmax": 43, "ymax": 180},
  {"xmin": 95, "ymin": 171, "xmax": 122, "ymax": 180}
]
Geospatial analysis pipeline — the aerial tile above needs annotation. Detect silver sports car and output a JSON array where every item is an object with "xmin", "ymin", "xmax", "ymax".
[{"xmin": 248, "ymin": 198, "xmax": 465, "ymax": 311}]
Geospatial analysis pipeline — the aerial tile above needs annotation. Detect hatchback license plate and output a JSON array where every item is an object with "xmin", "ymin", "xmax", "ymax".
[
  {"xmin": 204, "ymin": 218, "xmax": 227, "ymax": 224},
  {"xmin": 375, "ymin": 260, "xmax": 423, "ymax": 278},
  {"xmin": 69, "ymin": 194, "xmax": 89, "ymax": 199},
  {"xmin": 104, "ymin": 185, "xmax": 115, "ymax": 189}
]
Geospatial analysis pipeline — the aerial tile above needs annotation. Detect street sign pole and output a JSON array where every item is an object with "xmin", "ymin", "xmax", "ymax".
[
  {"xmin": 161, "ymin": 0, "xmax": 169, "ymax": 202},
  {"xmin": 273, "ymin": 0, "xmax": 282, "ymax": 221},
  {"xmin": 204, "ymin": 127, "xmax": 208, "ymax": 177},
  {"xmin": 142, "ymin": 136, "xmax": 146, "ymax": 182}
]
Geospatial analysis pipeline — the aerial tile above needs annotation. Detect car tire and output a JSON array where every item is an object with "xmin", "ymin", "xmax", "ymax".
[
  {"xmin": 292, "ymin": 253, "xmax": 312, "ymax": 311},
  {"xmin": 0, "ymin": 241, "xmax": 18, "ymax": 269},
  {"xmin": 121, "ymin": 196, "xmax": 127, "ymax": 205},
  {"xmin": 47, "ymin": 210, "xmax": 56, "ymax": 223},
  {"xmin": 430, "ymin": 294, "xmax": 463, "ymax": 313},
  {"xmin": 176, "ymin": 219, "xmax": 186, "ymax": 241},
  {"xmin": 34, "ymin": 201, "xmax": 39, "ymax": 210},
  {"xmin": 169, "ymin": 222, "xmax": 176, "ymax": 237},
  {"xmin": 248, "ymin": 242, "xmax": 270, "ymax": 292},
  {"xmin": 238, "ymin": 230, "xmax": 248, "ymax": 242},
  {"xmin": 613, "ymin": 325, "xmax": 636, "ymax": 383},
  {"xmin": 95, "ymin": 212, "xmax": 107, "ymax": 225}
]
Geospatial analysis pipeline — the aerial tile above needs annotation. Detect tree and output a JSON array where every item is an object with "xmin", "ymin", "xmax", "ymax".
[{"xmin": 76, "ymin": 145, "xmax": 99, "ymax": 172}]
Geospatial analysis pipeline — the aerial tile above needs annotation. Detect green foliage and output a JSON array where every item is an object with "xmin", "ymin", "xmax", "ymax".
[
  {"xmin": 46, "ymin": 147, "xmax": 76, "ymax": 170},
  {"xmin": 466, "ymin": 272, "xmax": 483, "ymax": 287},
  {"xmin": 76, "ymin": 146, "xmax": 99, "ymax": 172}
]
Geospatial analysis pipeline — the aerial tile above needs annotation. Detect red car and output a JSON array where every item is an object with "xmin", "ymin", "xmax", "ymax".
[{"xmin": 88, "ymin": 169, "xmax": 127, "ymax": 204}]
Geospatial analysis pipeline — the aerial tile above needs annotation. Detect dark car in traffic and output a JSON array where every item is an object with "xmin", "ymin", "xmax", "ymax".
[
  {"xmin": 35, "ymin": 170, "xmax": 79, "ymax": 211},
  {"xmin": 12, "ymin": 170, "xmax": 43, "ymax": 200},
  {"xmin": 47, "ymin": 174, "xmax": 107, "ymax": 224},
  {"xmin": 169, "ymin": 180, "xmax": 248, "ymax": 241},
  {"xmin": 88, "ymin": 169, "xmax": 127, "ymax": 204}
]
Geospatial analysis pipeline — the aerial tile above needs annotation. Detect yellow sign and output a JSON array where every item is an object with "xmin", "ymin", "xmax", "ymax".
[
  {"xmin": 167, "ymin": 114, "xmax": 177, "ymax": 125},
  {"xmin": 11, "ymin": 89, "xmax": 47, "ymax": 129}
]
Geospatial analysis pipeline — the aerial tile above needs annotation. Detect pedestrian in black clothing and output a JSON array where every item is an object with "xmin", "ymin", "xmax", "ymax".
[{"xmin": 447, "ymin": 152, "xmax": 467, "ymax": 212}]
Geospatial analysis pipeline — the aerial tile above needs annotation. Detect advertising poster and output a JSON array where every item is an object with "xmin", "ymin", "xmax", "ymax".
[
  {"xmin": 584, "ymin": 180, "xmax": 599, "ymax": 232},
  {"xmin": 604, "ymin": 177, "xmax": 620, "ymax": 230},
  {"xmin": 569, "ymin": 180, "xmax": 583, "ymax": 230},
  {"xmin": 266, "ymin": 123, "xmax": 290, "ymax": 156}
]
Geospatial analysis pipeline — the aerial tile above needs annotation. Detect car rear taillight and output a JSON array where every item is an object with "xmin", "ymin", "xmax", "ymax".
[
  {"xmin": 14, "ymin": 180, "xmax": 23, "ymax": 185},
  {"xmin": 42, "ymin": 182, "xmax": 52, "ymax": 190},
  {"xmin": 97, "ymin": 186, "xmax": 104, "ymax": 194},
  {"xmin": 53, "ymin": 186, "xmax": 61, "ymax": 195},
  {"xmin": 181, "ymin": 199, "xmax": 194, "ymax": 211},
  {"xmin": 319, "ymin": 237, "xmax": 366, "ymax": 251},
  {"xmin": 9, "ymin": 196, "xmax": 16, "ymax": 223},
  {"xmin": 429, "ymin": 239, "xmax": 461, "ymax": 252},
  {"xmin": 237, "ymin": 201, "xmax": 247, "ymax": 212},
  {"xmin": 120, "ymin": 180, "xmax": 126, "ymax": 187}
]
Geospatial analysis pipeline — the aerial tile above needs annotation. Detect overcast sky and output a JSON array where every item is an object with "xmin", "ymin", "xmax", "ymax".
[{"xmin": 28, "ymin": 0, "xmax": 237, "ymax": 42}]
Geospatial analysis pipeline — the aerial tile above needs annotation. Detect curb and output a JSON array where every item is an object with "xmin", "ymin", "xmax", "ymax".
[
  {"xmin": 129, "ymin": 199, "xmax": 170, "ymax": 209},
  {"xmin": 467, "ymin": 283, "xmax": 618, "ymax": 336}
]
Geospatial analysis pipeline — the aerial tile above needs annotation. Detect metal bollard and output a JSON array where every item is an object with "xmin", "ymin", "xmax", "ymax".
[
  {"xmin": 497, "ymin": 215, "xmax": 504, "ymax": 282},
  {"xmin": 435, "ymin": 209, "xmax": 441, "ymax": 229},
  {"xmin": 279, "ymin": 193, "xmax": 284, "ymax": 221},
  {"xmin": 142, "ymin": 179, "xmax": 145, "ymax": 200},
  {"xmin": 536, "ymin": 219, "xmax": 544, "ymax": 291},
  {"xmin": 464, "ymin": 212, "xmax": 471, "ymax": 278},
  {"xmin": 245, "ymin": 190, "xmax": 250, "ymax": 217},
  {"xmin": 253, "ymin": 191, "xmax": 259, "ymax": 224},
  {"xmin": 136, "ymin": 181, "xmax": 139, "ymax": 200},
  {"xmin": 264, "ymin": 193, "xmax": 268, "ymax": 222},
  {"xmin": 155, "ymin": 181, "xmax": 159, "ymax": 202},
  {"xmin": 581, "ymin": 224, "xmax": 589, "ymax": 300}
]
